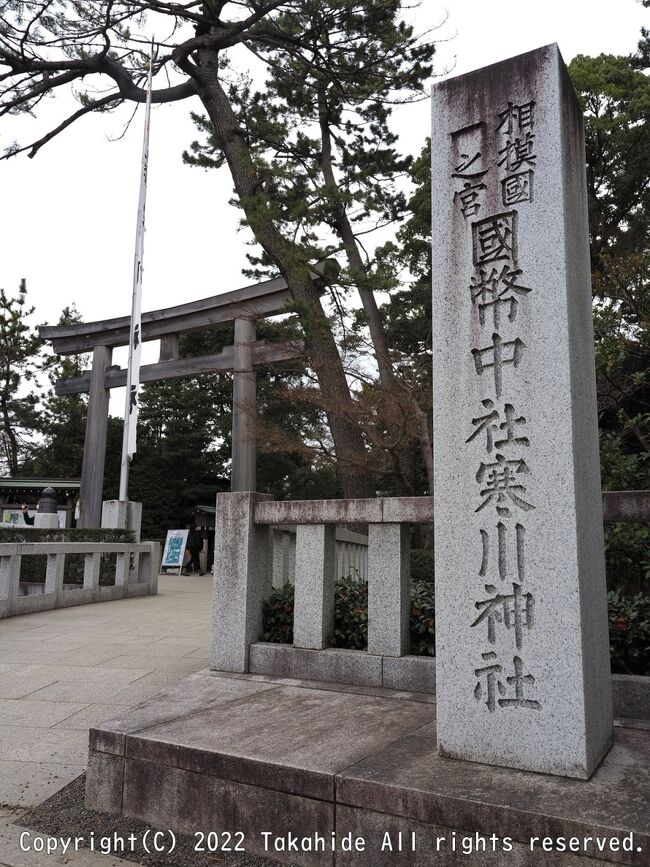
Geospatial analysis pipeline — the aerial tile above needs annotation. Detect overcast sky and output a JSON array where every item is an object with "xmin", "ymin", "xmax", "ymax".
[{"xmin": 1, "ymin": 0, "xmax": 647, "ymax": 409}]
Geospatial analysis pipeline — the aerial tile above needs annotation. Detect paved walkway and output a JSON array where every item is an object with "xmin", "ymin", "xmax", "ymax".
[{"xmin": 0, "ymin": 573, "xmax": 212, "ymax": 866}]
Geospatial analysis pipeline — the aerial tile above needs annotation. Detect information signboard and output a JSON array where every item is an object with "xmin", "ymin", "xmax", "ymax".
[{"xmin": 161, "ymin": 529, "xmax": 189, "ymax": 574}]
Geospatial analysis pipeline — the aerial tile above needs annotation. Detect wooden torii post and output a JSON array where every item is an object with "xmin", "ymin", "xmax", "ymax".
[{"xmin": 39, "ymin": 272, "xmax": 313, "ymax": 528}]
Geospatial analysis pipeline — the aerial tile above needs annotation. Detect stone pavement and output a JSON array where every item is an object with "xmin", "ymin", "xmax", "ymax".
[{"xmin": 0, "ymin": 573, "xmax": 212, "ymax": 866}]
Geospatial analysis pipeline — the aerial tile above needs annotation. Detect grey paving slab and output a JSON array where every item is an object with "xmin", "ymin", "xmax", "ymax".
[
  {"xmin": 0, "ymin": 699, "xmax": 87, "ymax": 729},
  {"xmin": 52, "ymin": 704, "xmax": 131, "ymax": 732},
  {"xmin": 0, "ymin": 573, "xmax": 212, "ymax": 812},
  {"xmin": 0, "ymin": 670, "xmax": 60, "ymax": 700},
  {"xmin": 143, "ymin": 637, "xmax": 205, "ymax": 654},
  {"xmin": 0, "ymin": 727, "xmax": 88, "ymax": 765},
  {"xmin": 22, "ymin": 681, "xmax": 139, "ymax": 705},
  {"xmin": 0, "ymin": 649, "xmax": 126, "ymax": 667},
  {"xmin": 95, "ymin": 655, "xmax": 205, "ymax": 672},
  {"xmin": 0, "ymin": 761, "xmax": 84, "ymax": 808}
]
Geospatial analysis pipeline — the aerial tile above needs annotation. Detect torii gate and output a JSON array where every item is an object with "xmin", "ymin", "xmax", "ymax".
[{"xmin": 39, "ymin": 270, "xmax": 318, "ymax": 528}]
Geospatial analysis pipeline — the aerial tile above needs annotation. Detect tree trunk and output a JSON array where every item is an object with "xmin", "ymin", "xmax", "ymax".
[
  {"xmin": 317, "ymin": 88, "xmax": 434, "ymax": 494},
  {"xmin": 190, "ymin": 51, "xmax": 374, "ymax": 498}
]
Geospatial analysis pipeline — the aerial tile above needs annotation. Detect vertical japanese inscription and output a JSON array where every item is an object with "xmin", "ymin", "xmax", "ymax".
[{"xmin": 451, "ymin": 98, "xmax": 541, "ymax": 713}]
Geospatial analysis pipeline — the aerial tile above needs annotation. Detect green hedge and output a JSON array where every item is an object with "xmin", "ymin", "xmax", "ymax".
[
  {"xmin": 0, "ymin": 528, "xmax": 134, "ymax": 543},
  {"xmin": 608, "ymin": 590, "xmax": 650, "ymax": 675},
  {"xmin": 0, "ymin": 528, "xmax": 136, "ymax": 586},
  {"xmin": 262, "ymin": 577, "xmax": 436, "ymax": 656},
  {"xmin": 262, "ymin": 577, "xmax": 650, "ymax": 675}
]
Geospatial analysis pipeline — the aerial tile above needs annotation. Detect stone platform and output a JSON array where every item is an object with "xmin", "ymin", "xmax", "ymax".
[{"xmin": 85, "ymin": 670, "xmax": 650, "ymax": 866}]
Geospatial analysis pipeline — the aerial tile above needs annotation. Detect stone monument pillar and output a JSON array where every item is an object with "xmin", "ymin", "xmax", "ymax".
[
  {"xmin": 231, "ymin": 318, "xmax": 256, "ymax": 492},
  {"xmin": 431, "ymin": 44, "xmax": 612, "ymax": 778}
]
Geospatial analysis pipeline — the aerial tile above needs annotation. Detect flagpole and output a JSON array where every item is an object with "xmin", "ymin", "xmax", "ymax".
[{"xmin": 119, "ymin": 40, "xmax": 154, "ymax": 503}]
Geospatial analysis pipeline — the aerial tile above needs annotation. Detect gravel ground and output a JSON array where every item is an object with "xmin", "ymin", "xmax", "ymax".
[{"xmin": 18, "ymin": 775, "xmax": 294, "ymax": 867}]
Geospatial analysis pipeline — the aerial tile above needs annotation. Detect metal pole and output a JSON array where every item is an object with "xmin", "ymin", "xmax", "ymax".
[{"xmin": 119, "ymin": 41, "xmax": 154, "ymax": 502}]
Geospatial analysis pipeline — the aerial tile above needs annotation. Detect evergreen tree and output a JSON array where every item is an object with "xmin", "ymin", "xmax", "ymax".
[
  {"xmin": 23, "ymin": 305, "xmax": 89, "ymax": 479},
  {"xmin": 569, "ymin": 42, "xmax": 650, "ymax": 478},
  {"xmin": 0, "ymin": 1, "xmax": 438, "ymax": 499},
  {"xmin": 0, "ymin": 279, "xmax": 42, "ymax": 475},
  {"xmin": 185, "ymin": 1, "xmax": 435, "ymax": 493}
]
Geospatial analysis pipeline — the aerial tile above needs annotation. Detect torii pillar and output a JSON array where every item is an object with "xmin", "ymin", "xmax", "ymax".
[{"xmin": 78, "ymin": 345, "xmax": 112, "ymax": 528}]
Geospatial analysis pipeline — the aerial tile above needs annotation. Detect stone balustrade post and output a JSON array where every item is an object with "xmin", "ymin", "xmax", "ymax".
[
  {"xmin": 83, "ymin": 552, "xmax": 101, "ymax": 593},
  {"xmin": 293, "ymin": 524, "xmax": 336, "ymax": 650},
  {"xmin": 0, "ymin": 553, "xmax": 21, "ymax": 617},
  {"xmin": 45, "ymin": 552, "xmax": 65, "ymax": 595},
  {"xmin": 367, "ymin": 523, "xmax": 411, "ymax": 657},
  {"xmin": 211, "ymin": 492, "xmax": 273, "ymax": 673},
  {"xmin": 114, "ymin": 550, "xmax": 130, "ymax": 586},
  {"xmin": 139, "ymin": 542, "xmax": 160, "ymax": 595}
]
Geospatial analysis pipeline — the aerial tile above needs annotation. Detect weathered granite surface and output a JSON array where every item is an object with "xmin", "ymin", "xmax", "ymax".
[
  {"xmin": 211, "ymin": 491, "xmax": 273, "ymax": 673},
  {"xmin": 86, "ymin": 672, "xmax": 650, "ymax": 867},
  {"xmin": 367, "ymin": 523, "xmax": 410, "ymax": 657},
  {"xmin": 431, "ymin": 44, "xmax": 612, "ymax": 778},
  {"xmin": 294, "ymin": 524, "xmax": 336, "ymax": 650}
]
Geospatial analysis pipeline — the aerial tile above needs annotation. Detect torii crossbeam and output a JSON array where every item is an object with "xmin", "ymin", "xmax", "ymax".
[{"xmin": 39, "ymin": 271, "xmax": 316, "ymax": 528}]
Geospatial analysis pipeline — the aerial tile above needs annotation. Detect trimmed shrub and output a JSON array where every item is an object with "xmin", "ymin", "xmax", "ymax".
[
  {"xmin": 333, "ymin": 578, "xmax": 368, "ymax": 649},
  {"xmin": 261, "ymin": 583, "xmax": 295, "ymax": 644},
  {"xmin": 0, "ymin": 528, "xmax": 134, "ymax": 544},
  {"xmin": 608, "ymin": 590, "xmax": 650, "ymax": 676},
  {"xmin": 262, "ymin": 577, "xmax": 435, "ymax": 655},
  {"xmin": 262, "ymin": 578, "xmax": 649, "ymax": 675},
  {"xmin": 410, "ymin": 548, "xmax": 434, "ymax": 583}
]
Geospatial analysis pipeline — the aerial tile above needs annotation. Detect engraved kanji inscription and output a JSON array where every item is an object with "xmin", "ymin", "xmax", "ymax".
[
  {"xmin": 472, "ymin": 212, "xmax": 518, "ymax": 265},
  {"xmin": 454, "ymin": 181, "xmax": 487, "ymax": 218},
  {"xmin": 474, "ymin": 653, "xmax": 541, "ymax": 712},
  {"xmin": 471, "ymin": 582, "xmax": 535, "ymax": 649},
  {"xmin": 502, "ymin": 170, "xmax": 534, "ymax": 205},
  {"xmin": 480, "ymin": 522, "xmax": 526, "ymax": 583},
  {"xmin": 475, "ymin": 454, "xmax": 534, "ymax": 517},
  {"xmin": 496, "ymin": 100, "xmax": 536, "ymax": 135},
  {"xmin": 498, "ymin": 134, "xmax": 537, "ymax": 173},
  {"xmin": 452, "ymin": 151, "xmax": 488, "ymax": 180},
  {"xmin": 471, "ymin": 333, "xmax": 525, "ymax": 397},
  {"xmin": 467, "ymin": 400, "xmax": 530, "ymax": 453},
  {"xmin": 470, "ymin": 265, "xmax": 531, "ymax": 328}
]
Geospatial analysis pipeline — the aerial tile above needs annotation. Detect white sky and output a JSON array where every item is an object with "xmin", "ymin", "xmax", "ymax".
[{"xmin": 0, "ymin": 0, "xmax": 647, "ymax": 414}]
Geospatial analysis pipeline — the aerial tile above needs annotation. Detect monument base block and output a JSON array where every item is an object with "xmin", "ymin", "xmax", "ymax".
[
  {"xmin": 86, "ymin": 672, "xmax": 649, "ymax": 866},
  {"xmin": 101, "ymin": 499, "xmax": 142, "ymax": 541}
]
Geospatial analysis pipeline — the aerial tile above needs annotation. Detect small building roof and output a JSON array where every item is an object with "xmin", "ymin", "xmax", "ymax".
[
  {"xmin": 0, "ymin": 476, "xmax": 81, "ymax": 502},
  {"xmin": 0, "ymin": 478, "xmax": 81, "ymax": 493}
]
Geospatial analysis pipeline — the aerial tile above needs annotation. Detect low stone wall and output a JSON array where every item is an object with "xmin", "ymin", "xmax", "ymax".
[
  {"xmin": 211, "ymin": 491, "xmax": 650, "ymax": 710},
  {"xmin": 0, "ymin": 540, "xmax": 160, "ymax": 619},
  {"xmin": 248, "ymin": 643, "xmax": 649, "ymax": 721},
  {"xmin": 271, "ymin": 526, "xmax": 369, "ymax": 587}
]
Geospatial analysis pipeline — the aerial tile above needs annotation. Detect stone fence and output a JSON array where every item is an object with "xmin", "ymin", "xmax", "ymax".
[
  {"xmin": 271, "ymin": 525, "xmax": 369, "ymax": 586},
  {"xmin": 0, "ymin": 541, "xmax": 160, "ymax": 619},
  {"xmin": 211, "ymin": 490, "xmax": 650, "ymax": 700}
]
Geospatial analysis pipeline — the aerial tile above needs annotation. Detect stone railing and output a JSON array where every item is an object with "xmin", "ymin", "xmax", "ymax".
[
  {"xmin": 211, "ymin": 492, "xmax": 435, "ymax": 691},
  {"xmin": 601, "ymin": 490, "xmax": 650, "ymax": 524},
  {"xmin": 211, "ymin": 490, "xmax": 650, "ymax": 695},
  {"xmin": 271, "ymin": 525, "xmax": 369, "ymax": 587},
  {"xmin": 0, "ymin": 541, "xmax": 160, "ymax": 619}
]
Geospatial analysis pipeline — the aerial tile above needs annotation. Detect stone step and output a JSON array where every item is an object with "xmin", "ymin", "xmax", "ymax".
[{"xmin": 86, "ymin": 670, "xmax": 650, "ymax": 867}]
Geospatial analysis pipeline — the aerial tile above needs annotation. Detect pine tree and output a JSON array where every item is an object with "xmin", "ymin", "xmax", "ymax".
[{"xmin": 0, "ymin": 280, "xmax": 42, "ymax": 475}]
